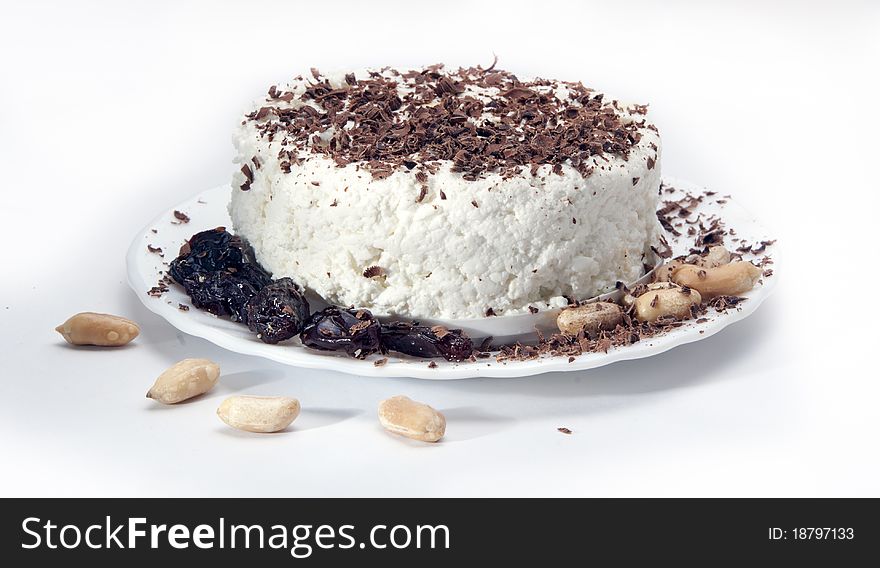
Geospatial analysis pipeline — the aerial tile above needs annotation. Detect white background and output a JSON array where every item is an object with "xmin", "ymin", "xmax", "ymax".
[{"xmin": 1, "ymin": 0, "xmax": 878, "ymax": 497}]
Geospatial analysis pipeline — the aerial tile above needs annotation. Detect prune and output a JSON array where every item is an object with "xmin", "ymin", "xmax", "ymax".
[
  {"xmin": 245, "ymin": 278, "xmax": 310, "ymax": 344},
  {"xmin": 230, "ymin": 262, "xmax": 273, "ymax": 290},
  {"xmin": 169, "ymin": 227, "xmax": 270, "ymax": 292},
  {"xmin": 169, "ymin": 228, "xmax": 243, "ymax": 281},
  {"xmin": 300, "ymin": 307, "xmax": 381, "ymax": 358},
  {"xmin": 380, "ymin": 322, "xmax": 473, "ymax": 362},
  {"xmin": 187, "ymin": 271, "xmax": 259, "ymax": 322}
]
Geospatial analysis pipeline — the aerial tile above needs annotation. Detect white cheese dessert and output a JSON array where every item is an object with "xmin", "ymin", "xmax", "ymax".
[{"xmin": 229, "ymin": 64, "xmax": 661, "ymax": 320}]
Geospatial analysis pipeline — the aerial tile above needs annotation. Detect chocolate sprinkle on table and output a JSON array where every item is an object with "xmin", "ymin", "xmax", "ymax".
[
  {"xmin": 557, "ymin": 427, "xmax": 572, "ymax": 434},
  {"xmin": 173, "ymin": 210, "xmax": 190, "ymax": 223}
]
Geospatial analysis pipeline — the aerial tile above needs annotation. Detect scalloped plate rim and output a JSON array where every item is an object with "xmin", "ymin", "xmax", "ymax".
[{"xmin": 125, "ymin": 176, "xmax": 778, "ymax": 379}]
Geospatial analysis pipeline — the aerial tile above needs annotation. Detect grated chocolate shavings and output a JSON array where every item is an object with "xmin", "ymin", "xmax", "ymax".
[
  {"xmin": 173, "ymin": 210, "xmax": 190, "ymax": 223},
  {"xmin": 363, "ymin": 266, "xmax": 386, "ymax": 278},
  {"xmin": 431, "ymin": 325, "xmax": 450, "ymax": 339},
  {"xmin": 349, "ymin": 320, "xmax": 371, "ymax": 333},
  {"xmin": 558, "ymin": 427, "xmax": 572, "ymax": 434},
  {"xmin": 245, "ymin": 64, "xmax": 649, "ymax": 184},
  {"xmin": 240, "ymin": 164, "xmax": 254, "ymax": 191}
]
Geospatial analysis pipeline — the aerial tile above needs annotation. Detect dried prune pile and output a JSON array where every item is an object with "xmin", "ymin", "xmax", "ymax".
[
  {"xmin": 381, "ymin": 322, "xmax": 473, "ymax": 362},
  {"xmin": 171, "ymin": 229, "xmax": 483, "ymax": 362},
  {"xmin": 300, "ymin": 307, "xmax": 381, "ymax": 358},
  {"xmin": 245, "ymin": 278, "xmax": 310, "ymax": 344},
  {"xmin": 169, "ymin": 227, "xmax": 271, "ymax": 320}
]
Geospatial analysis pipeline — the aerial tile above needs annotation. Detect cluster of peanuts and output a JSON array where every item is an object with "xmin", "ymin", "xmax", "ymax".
[
  {"xmin": 55, "ymin": 314, "xmax": 445, "ymax": 442},
  {"xmin": 556, "ymin": 245, "xmax": 763, "ymax": 335}
]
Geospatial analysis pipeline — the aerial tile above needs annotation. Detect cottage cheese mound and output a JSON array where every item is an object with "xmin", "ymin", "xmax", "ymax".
[{"xmin": 229, "ymin": 65, "xmax": 662, "ymax": 319}]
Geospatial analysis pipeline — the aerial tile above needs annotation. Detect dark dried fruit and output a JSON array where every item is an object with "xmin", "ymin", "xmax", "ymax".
[
  {"xmin": 245, "ymin": 278, "xmax": 310, "ymax": 344},
  {"xmin": 300, "ymin": 307, "xmax": 381, "ymax": 358},
  {"xmin": 169, "ymin": 228, "xmax": 273, "ymax": 323},
  {"xmin": 169, "ymin": 227, "xmax": 270, "ymax": 292},
  {"xmin": 230, "ymin": 262, "xmax": 273, "ymax": 290},
  {"xmin": 170, "ymin": 228, "xmax": 243, "ymax": 278},
  {"xmin": 187, "ymin": 271, "xmax": 259, "ymax": 322},
  {"xmin": 380, "ymin": 322, "xmax": 473, "ymax": 362}
]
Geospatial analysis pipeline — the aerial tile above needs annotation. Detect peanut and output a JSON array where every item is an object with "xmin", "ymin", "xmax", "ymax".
[
  {"xmin": 634, "ymin": 283, "xmax": 702, "ymax": 322},
  {"xmin": 55, "ymin": 312, "xmax": 139, "ymax": 346},
  {"xmin": 653, "ymin": 259, "xmax": 684, "ymax": 282},
  {"xmin": 696, "ymin": 245, "xmax": 731, "ymax": 268},
  {"xmin": 672, "ymin": 261, "xmax": 762, "ymax": 299},
  {"xmin": 378, "ymin": 396, "xmax": 446, "ymax": 443},
  {"xmin": 556, "ymin": 302, "xmax": 623, "ymax": 336},
  {"xmin": 146, "ymin": 358, "xmax": 220, "ymax": 404},
  {"xmin": 217, "ymin": 395, "xmax": 300, "ymax": 433},
  {"xmin": 655, "ymin": 246, "xmax": 731, "ymax": 282}
]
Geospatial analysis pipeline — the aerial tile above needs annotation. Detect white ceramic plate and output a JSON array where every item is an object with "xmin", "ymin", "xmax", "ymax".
[{"xmin": 126, "ymin": 176, "xmax": 777, "ymax": 379}]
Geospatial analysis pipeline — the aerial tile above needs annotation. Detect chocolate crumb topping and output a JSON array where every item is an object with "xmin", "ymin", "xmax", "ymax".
[
  {"xmin": 430, "ymin": 325, "xmax": 450, "ymax": 339},
  {"xmin": 245, "ymin": 64, "xmax": 650, "ymax": 183},
  {"xmin": 240, "ymin": 164, "xmax": 253, "ymax": 191},
  {"xmin": 363, "ymin": 266, "xmax": 386, "ymax": 278}
]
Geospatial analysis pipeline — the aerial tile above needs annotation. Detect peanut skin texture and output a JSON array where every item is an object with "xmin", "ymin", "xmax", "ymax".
[
  {"xmin": 378, "ymin": 396, "xmax": 446, "ymax": 443},
  {"xmin": 672, "ymin": 261, "xmax": 762, "ymax": 299},
  {"xmin": 653, "ymin": 260, "xmax": 684, "ymax": 283},
  {"xmin": 217, "ymin": 396, "xmax": 300, "ymax": 433},
  {"xmin": 556, "ymin": 302, "xmax": 623, "ymax": 336},
  {"xmin": 55, "ymin": 312, "xmax": 140, "ymax": 346},
  {"xmin": 146, "ymin": 358, "xmax": 220, "ymax": 404},
  {"xmin": 634, "ymin": 284, "xmax": 702, "ymax": 322},
  {"xmin": 696, "ymin": 245, "xmax": 731, "ymax": 268}
]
